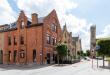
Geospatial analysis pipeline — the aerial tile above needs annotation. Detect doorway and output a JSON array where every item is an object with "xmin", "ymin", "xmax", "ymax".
[
  {"xmin": 54, "ymin": 54, "xmax": 58, "ymax": 64},
  {"xmin": 0, "ymin": 50, "xmax": 3, "ymax": 64},
  {"xmin": 33, "ymin": 49, "xmax": 36, "ymax": 62},
  {"xmin": 47, "ymin": 53, "xmax": 50, "ymax": 64},
  {"xmin": 8, "ymin": 51, "xmax": 11, "ymax": 63},
  {"xmin": 13, "ymin": 50, "xmax": 17, "ymax": 63}
]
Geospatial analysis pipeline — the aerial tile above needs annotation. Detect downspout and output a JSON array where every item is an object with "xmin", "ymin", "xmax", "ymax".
[{"xmin": 42, "ymin": 24, "xmax": 44, "ymax": 64}]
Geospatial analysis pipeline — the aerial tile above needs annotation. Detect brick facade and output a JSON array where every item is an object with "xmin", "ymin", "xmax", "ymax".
[{"xmin": 0, "ymin": 10, "xmax": 61, "ymax": 65}]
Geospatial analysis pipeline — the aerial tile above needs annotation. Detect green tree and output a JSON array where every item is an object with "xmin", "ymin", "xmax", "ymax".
[
  {"xmin": 56, "ymin": 43, "xmax": 67, "ymax": 64},
  {"xmin": 86, "ymin": 50, "xmax": 90, "ymax": 57},
  {"xmin": 77, "ymin": 50, "xmax": 84, "ymax": 59},
  {"xmin": 97, "ymin": 39, "xmax": 110, "ymax": 67},
  {"xmin": 83, "ymin": 53, "xmax": 87, "ymax": 57},
  {"xmin": 80, "ymin": 50, "xmax": 84, "ymax": 57},
  {"xmin": 77, "ymin": 51, "xmax": 80, "ymax": 56}
]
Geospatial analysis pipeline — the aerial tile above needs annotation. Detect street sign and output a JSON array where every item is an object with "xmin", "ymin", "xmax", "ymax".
[{"xmin": 96, "ymin": 45, "xmax": 100, "ymax": 50}]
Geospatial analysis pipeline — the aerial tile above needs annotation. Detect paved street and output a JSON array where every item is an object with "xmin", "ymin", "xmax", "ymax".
[{"xmin": 0, "ymin": 59, "xmax": 110, "ymax": 75}]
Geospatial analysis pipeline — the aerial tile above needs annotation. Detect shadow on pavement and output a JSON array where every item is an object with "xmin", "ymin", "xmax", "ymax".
[
  {"xmin": 99, "ymin": 66, "xmax": 110, "ymax": 70},
  {"xmin": 0, "ymin": 64, "xmax": 52, "ymax": 70},
  {"xmin": 53, "ymin": 64, "xmax": 72, "ymax": 67}
]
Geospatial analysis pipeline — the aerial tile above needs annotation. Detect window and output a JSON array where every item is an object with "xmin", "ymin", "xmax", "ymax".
[
  {"xmin": 21, "ymin": 21, "xmax": 24, "ymax": 29},
  {"xmin": 51, "ymin": 24, "xmax": 56, "ymax": 32},
  {"xmin": 64, "ymin": 41, "xmax": 67, "ymax": 43},
  {"xmin": 20, "ymin": 50, "xmax": 25, "ymax": 58},
  {"xmin": 52, "ymin": 37, "xmax": 54, "ymax": 45},
  {"xmin": 46, "ymin": 34, "xmax": 51, "ymax": 44},
  {"xmin": 8, "ymin": 37, "xmax": 11, "ymax": 45},
  {"xmin": 52, "ymin": 37, "xmax": 57, "ymax": 45},
  {"xmin": 68, "ymin": 38, "xmax": 70, "ymax": 43},
  {"xmin": 55, "ymin": 38, "xmax": 57, "ymax": 44},
  {"xmin": 65, "ymin": 33, "xmax": 67, "ymax": 38},
  {"xmin": 14, "ymin": 36, "xmax": 17, "ymax": 45},
  {"xmin": 20, "ymin": 36, "xmax": 24, "ymax": 44}
]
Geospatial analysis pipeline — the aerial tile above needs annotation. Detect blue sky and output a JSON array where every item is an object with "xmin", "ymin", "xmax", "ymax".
[
  {"xmin": 73, "ymin": 0, "xmax": 110, "ymax": 35},
  {"xmin": 0, "ymin": 0, "xmax": 110, "ymax": 51}
]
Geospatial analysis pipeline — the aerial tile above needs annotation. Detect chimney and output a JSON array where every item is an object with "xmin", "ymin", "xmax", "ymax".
[{"xmin": 32, "ymin": 13, "xmax": 38, "ymax": 24}]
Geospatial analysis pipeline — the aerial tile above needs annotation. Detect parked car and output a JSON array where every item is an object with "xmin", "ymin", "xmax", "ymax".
[
  {"xmin": 95, "ymin": 57, "xmax": 103, "ymax": 60},
  {"xmin": 84, "ymin": 57, "xmax": 90, "ymax": 61}
]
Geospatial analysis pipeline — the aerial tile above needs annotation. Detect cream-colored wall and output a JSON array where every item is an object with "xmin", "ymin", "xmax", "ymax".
[
  {"xmin": 0, "ymin": 33, "xmax": 4, "ymax": 50},
  {"xmin": 61, "ymin": 30, "xmax": 75, "ymax": 57},
  {"xmin": 75, "ymin": 39, "xmax": 82, "ymax": 58}
]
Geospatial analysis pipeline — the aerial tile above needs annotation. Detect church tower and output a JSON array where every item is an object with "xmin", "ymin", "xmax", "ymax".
[{"xmin": 90, "ymin": 25, "xmax": 96, "ymax": 57}]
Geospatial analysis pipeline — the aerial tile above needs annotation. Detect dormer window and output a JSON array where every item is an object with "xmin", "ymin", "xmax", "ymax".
[{"xmin": 21, "ymin": 21, "xmax": 24, "ymax": 29}]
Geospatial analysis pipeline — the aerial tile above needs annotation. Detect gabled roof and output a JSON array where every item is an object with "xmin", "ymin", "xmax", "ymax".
[
  {"xmin": 38, "ymin": 17, "xmax": 44, "ymax": 23},
  {"xmin": 0, "ymin": 9, "xmax": 58, "ymax": 32},
  {"xmin": 27, "ymin": 17, "xmax": 44, "ymax": 23},
  {"xmin": 0, "ymin": 17, "xmax": 45, "ymax": 32}
]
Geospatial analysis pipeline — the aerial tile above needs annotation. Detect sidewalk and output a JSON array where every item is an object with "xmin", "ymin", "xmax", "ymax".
[{"xmin": 0, "ymin": 64, "xmax": 52, "ymax": 70}]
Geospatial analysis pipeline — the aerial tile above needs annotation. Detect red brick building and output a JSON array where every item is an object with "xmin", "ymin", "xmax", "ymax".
[{"xmin": 0, "ymin": 10, "xmax": 61, "ymax": 65}]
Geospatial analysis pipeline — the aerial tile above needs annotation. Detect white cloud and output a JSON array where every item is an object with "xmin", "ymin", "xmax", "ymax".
[
  {"xmin": 16, "ymin": 0, "xmax": 92, "ymax": 50},
  {"xmin": 80, "ymin": 29, "xmax": 90, "ymax": 51},
  {"xmin": 0, "ymin": 0, "xmax": 16, "ymax": 24},
  {"xmin": 0, "ymin": 0, "xmax": 92, "ymax": 50},
  {"xmin": 65, "ymin": 14, "xmax": 87, "ymax": 33},
  {"xmin": 97, "ymin": 24, "xmax": 110, "ymax": 38}
]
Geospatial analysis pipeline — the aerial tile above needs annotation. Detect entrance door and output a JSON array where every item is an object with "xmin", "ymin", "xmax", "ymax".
[
  {"xmin": 0, "ymin": 50, "xmax": 3, "ymax": 64},
  {"xmin": 33, "ymin": 49, "xmax": 36, "ymax": 62},
  {"xmin": 8, "ymin": 51, "xmax": 11, "ymax": 63},
  {"xmin": 13, "ymin": 50, "xmax": 17, "ymax": 63},
  {"xmin": 54, "ymin": 54, "xmax": 58, "ymax": 64},
  {"xmin": 47, "ymin": 53, "xmax": 50, "ymax": 64}
]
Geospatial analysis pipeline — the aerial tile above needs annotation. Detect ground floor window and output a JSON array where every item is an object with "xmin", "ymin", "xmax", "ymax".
[{"xmin": 20, "ymin": 50, "xmax": 25, "ymax": 58}]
